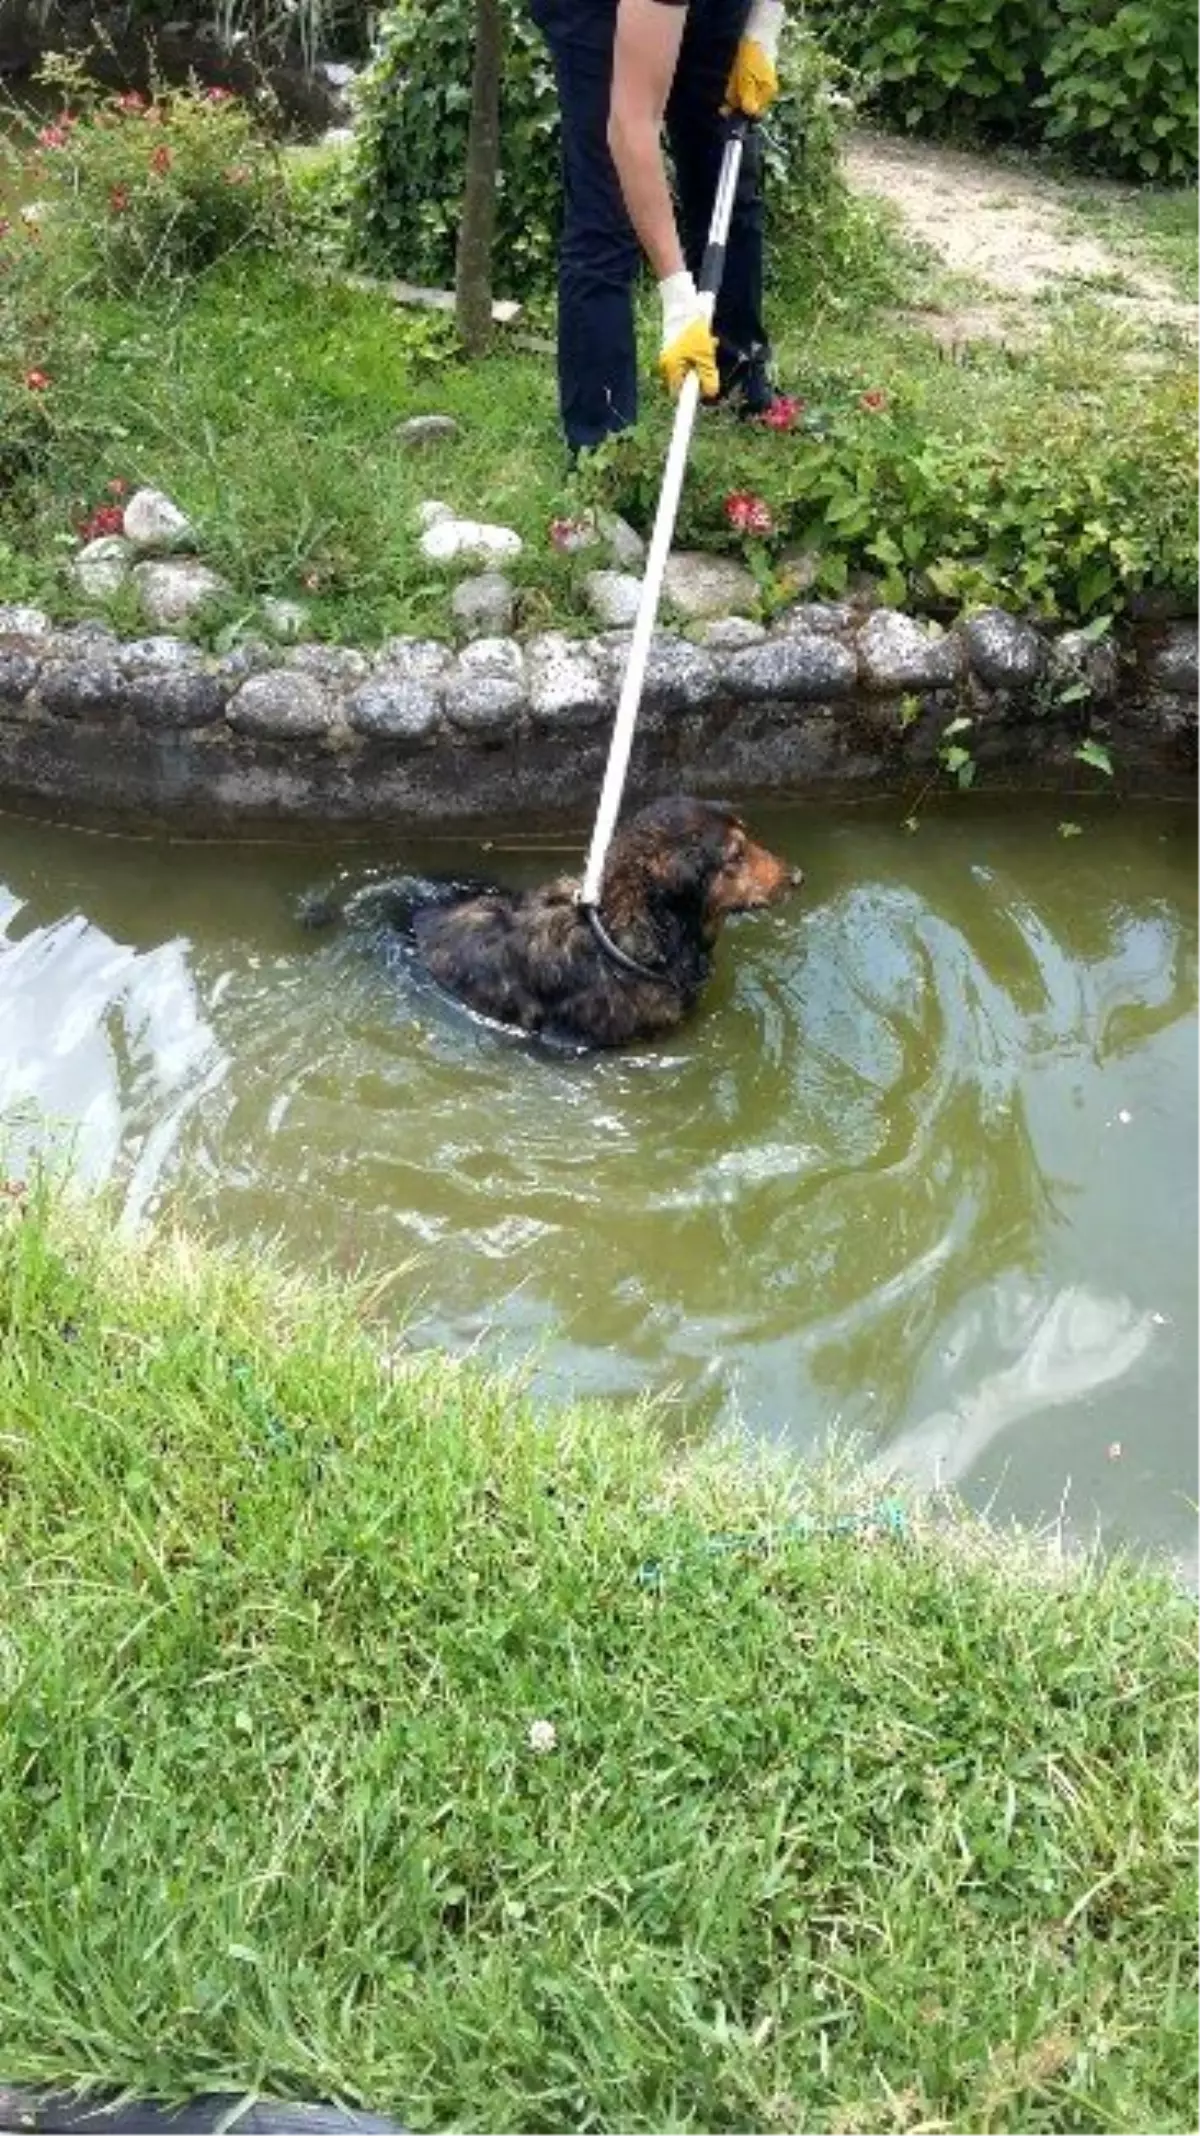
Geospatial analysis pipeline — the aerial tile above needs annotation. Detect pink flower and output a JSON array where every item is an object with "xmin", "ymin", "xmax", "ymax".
[
  {"xmin": 762, "ymin": 394, "xmax": 804, "ymax": 432},
  {"xmin": 860, "ymin": 387, "xmax": 889, "ymax": 413},
  {"xmin": 37, "ymin": 124, "xmax": 68, "ymax": 150},
  {"xmin": 76, "ymin": 502, "xmax": 125, "ymax": 540},
  {"xmin": 205, "ymin": 86, "xmax": 236, "ymax": 103},
  {"xmin": 724, "ymin": 490, "xmax": 773, "ymax": 538},
  {"xmin": 116, "ymin": 91, "xmax": 147, "ymax": 113},
  {"xmin": 24, "ymin": 369, "xmax": 50, "ymax": 392},
  {"xmin": 548, "ymin": 514, "xmax": 591, "ymax": 552}
]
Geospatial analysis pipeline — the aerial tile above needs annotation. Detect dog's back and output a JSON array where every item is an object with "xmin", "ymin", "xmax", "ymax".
[{"xmin": 297, "ymin": 799, "xmax": 799, "ymax": 1050}]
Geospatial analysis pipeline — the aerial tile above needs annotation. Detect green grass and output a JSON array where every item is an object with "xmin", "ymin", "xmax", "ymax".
[
  {"xmin": 0, "ymin": 1176, "xmax": 1196, "ymax": 2133},
  {"xmin": 1060, "ymin": 183, "xmax": 1199, "ymax": 303},
  {"xmin": 1, "ymin": 115, "xmax": 1196, "ymax": 642}
]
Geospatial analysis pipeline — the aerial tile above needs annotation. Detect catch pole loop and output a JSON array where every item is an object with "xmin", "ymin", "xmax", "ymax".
[{"xmin": 577, "ymin": 116, "xmax": 751, "ymax": 915}]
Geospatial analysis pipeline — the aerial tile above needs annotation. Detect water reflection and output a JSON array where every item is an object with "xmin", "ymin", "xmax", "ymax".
[{"xmin": 0, "ymin": 798, "xmax": 1194, "ymax": 1565}]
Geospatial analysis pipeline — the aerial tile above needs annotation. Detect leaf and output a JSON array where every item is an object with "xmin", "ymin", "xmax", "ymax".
[
  {"xmin": 941, "ymin": 744, "xmax": 973, "ymax": 774},
  {"xmin": 941, "ymin": 715, "xmax": 974, "ymax": 737},
  {"xmin": 1075, "ymin": 739, "xmax": 1114, "ymax": 777}
]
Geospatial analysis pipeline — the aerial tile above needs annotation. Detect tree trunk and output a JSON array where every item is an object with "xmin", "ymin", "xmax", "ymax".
[{"xmin": 455, "ymin": 0, "xmax": 502, "ymax": 355}]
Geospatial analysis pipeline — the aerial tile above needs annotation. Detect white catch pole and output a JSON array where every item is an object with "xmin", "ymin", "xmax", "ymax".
[{"xmin": 578, "ymin": 123, "xmax": 747, "ymax": 912}]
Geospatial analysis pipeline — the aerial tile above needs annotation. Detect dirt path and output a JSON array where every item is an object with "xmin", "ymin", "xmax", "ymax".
[{"xmin": 843, "ymin": 129, "xmax": 1196, "ymax": 340}]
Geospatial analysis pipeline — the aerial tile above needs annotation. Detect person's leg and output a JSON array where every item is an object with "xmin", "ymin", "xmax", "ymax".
[
  {"xmin": 665, "ymin": 0, "xmax": 773, "ymax": 411},
  {"xmin": 529, "ymin": 0, "xmax": 641, "ymax": 453}
]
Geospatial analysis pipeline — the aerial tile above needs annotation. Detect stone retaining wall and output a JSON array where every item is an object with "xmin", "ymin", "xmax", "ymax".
[{"xmin": 0, "ymin": 603, "xmax": 1193, "ymax": 832}]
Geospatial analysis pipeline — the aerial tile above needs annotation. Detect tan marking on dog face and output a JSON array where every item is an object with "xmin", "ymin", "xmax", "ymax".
[{"xmin": 706, "ymin": 826, "xmax": 801, "ymax": 918}]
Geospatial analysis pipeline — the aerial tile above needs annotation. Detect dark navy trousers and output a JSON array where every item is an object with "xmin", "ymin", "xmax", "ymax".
[{"xmin": 528, "ymin": 0, "xmax": 770, "ymax": 451}]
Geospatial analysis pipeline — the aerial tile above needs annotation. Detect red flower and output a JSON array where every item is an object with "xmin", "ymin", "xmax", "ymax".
[
  {"xmin": 109, "ymin": 183, "xmax": 130, "ymax": 214},
  {"xmin": 116, "ymin": 90, "xmax": 147, "ymax": 113},
  {"xmin": 860, "ymin": 387, "xmax": 889, "ymax": 413},
  {"xmin": 24, "ymin": 369, "xmax": 50, "ymax": 392},
  {"xmin": 76, "ymin": 503, "xmax": 125, "ymax": 540},
  {"xmin": 548, "ymin": 514, "xmax": 590, "ymax": 551},
  {"xmin": 724, "ymin": 490, "xmax": 773, "ymax": 537},
  {"xmin": 762, "ymin": 394, "xmax": 804, "ymax": 432},
  {"xmin": 37, "ymin": 124, "xmax": 68, "ymax": 150},
  {"xmin": 150, "ymin": 143, "xmax": 173, "ymax": 176}
]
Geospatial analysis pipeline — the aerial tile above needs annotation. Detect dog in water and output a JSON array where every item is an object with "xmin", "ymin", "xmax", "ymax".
[{"xmin": 301, "ymin": 796, "xmax": 802, "ymax": 1050}]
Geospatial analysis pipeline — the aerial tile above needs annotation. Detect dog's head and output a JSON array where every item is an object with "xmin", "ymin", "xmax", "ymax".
[{"xmin": 603, "ymin": 797, "xmax": 802, "ymax": 940}]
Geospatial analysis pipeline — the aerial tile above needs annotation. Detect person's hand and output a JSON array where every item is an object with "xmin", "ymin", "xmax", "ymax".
[
  {"xmin": 724, "ymin": 0, "xmax": 785, "ymax": 117},
  {"xmin": 657, "ymin": 269, "xmax": 719, "ymax": 397}
]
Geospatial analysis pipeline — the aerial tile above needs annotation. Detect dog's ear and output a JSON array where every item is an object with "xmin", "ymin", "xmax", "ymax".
[{"xmin": 649, "ymin": 820, "xmax": 729, "ymax": 908}]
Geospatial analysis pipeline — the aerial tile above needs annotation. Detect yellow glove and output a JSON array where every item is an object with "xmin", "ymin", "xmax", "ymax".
[
  {"xmin": 724, "ymin": 0, "xmax": 785, "ymax": 117},
  {"xmin": 657, "ymin": 271, "xmax": 720, "ymax": 398}
]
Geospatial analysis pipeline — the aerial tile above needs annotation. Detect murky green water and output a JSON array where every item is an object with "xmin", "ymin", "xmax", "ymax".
[{"xmin": 2, "ymin": 796, "xmax": 1195, "ymax": 1570}]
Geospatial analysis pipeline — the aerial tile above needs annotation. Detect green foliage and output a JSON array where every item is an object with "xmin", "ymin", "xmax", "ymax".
[
  {"xmin": 857, "ymin": 0, "xmax": 1050, "ymax": 138},
  {"xmin": 24, "ymin": 2, "xmax": 367, "ymax": 59},
  {"xmin": 804, "ymin": 0, "xmax": 1198, "ymax": 179},
  {"xmin": 577, "ymin": 356, "xmax": 1199, "ymax": 622},
  {"xmin": 0, "ymin": 1176, "xmax": 1195, "ymax": 2132},
  {"xmin": 21, "ymin": 55, "xmax": 289, "ymax": 293},
  {"xmin": 349, "ymin": 1, "xmax": 853, "ymax": 300},
  {"xmin": 1037, "ymin": 0, "xmax": 1199, "ymax": 183}
]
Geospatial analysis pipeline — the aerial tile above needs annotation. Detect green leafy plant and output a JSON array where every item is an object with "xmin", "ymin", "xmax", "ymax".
[
  {"xmin": 1076, "ymin": 736, "xmax": 1115, "ymax": 776},
  {"xmin": 1037, "ymin": 0, "xmax": 1198, "ymax": 182},
  {"xmin": 939, "ymin": 713, "xmax": 977, "ymax": 788},
  {"xmin": 350, "ymin": 2, "xmax": 854, "ymax": 300},
  {"xmin": 24, "ymin": 2, "xmax": 370, "ymax": 61},
  {"xmin": 803, "ymin": 0, "xmax": 1197, "ymax": 178},
  {"xmin": 857, "ymin": 0, "xmax": 1049, "ymax": 139},
  {"xmin": 576, "ymin": 360, "xmax": 1198, "ymax": 623},
  {"xmin": 24, "ymin": 54, "xmax": 290, "ymax": 292}
]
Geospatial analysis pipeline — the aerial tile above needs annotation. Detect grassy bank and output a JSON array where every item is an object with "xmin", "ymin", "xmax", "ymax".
[
  {"xmin": 1, "ymin": 89, "xmax": 1196, "ymax": 641},
  {"xmin": 0, "ymin": 1176, "xmax": 1195, "ymax": 2133}
]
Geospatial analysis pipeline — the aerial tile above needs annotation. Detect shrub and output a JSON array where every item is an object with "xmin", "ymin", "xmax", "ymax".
[
  {"xmin": 849, "ymin": 0, "xmax": 1050, "ymax": 140},
  {"xmin": 350, "ymin": 0, "xmax": 855, "ymax": 302},
  {"xmin": 1037, "ymin": 0, "xmax": 1198, "ymax": 182},
  {"xmin": 0, "ymin": 206, "xmax": 75, "ymax": 496},
  {"xmin": 20, "ymin": 54, "xmax": 289, "ymax": 291},
  {"xmin": 24, "ymin": 2, "xmax": 369, "ymax": 60},
  {"xmin": 575, "ymin": 358, "xmax": 1199, "ymax": 621},
  {"xmin": 802, "ymin": 0, "xmax": 1198, "ymax": 178}
]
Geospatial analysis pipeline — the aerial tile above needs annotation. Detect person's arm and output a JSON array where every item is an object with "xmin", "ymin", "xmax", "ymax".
[
  {"xmin": 725, "ymin": 0, "xmax": 785, "ymax": 118},
  {"xmin": 608, "ymin": 0, "xmax": 687, "ymax": 281},
  {"xmin": 608, "ymin": 0, "xmax": 720, "ymax": 397}
]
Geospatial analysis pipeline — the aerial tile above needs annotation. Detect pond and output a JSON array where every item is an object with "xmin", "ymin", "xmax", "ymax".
[{"xmin": 2, "ymin": 793, "xmax": 1195, "ymax": 1573}]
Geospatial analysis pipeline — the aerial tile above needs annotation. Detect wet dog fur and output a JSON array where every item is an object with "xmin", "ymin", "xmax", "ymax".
[{"xmin": 302, "ymin": 796, "xmax": 802, "ymax": 1050}]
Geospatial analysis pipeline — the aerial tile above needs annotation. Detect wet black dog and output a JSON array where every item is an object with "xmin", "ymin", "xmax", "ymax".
[{"xmin": 301, "ymin": 796, "xmax": 802, "ymax": 1050}]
